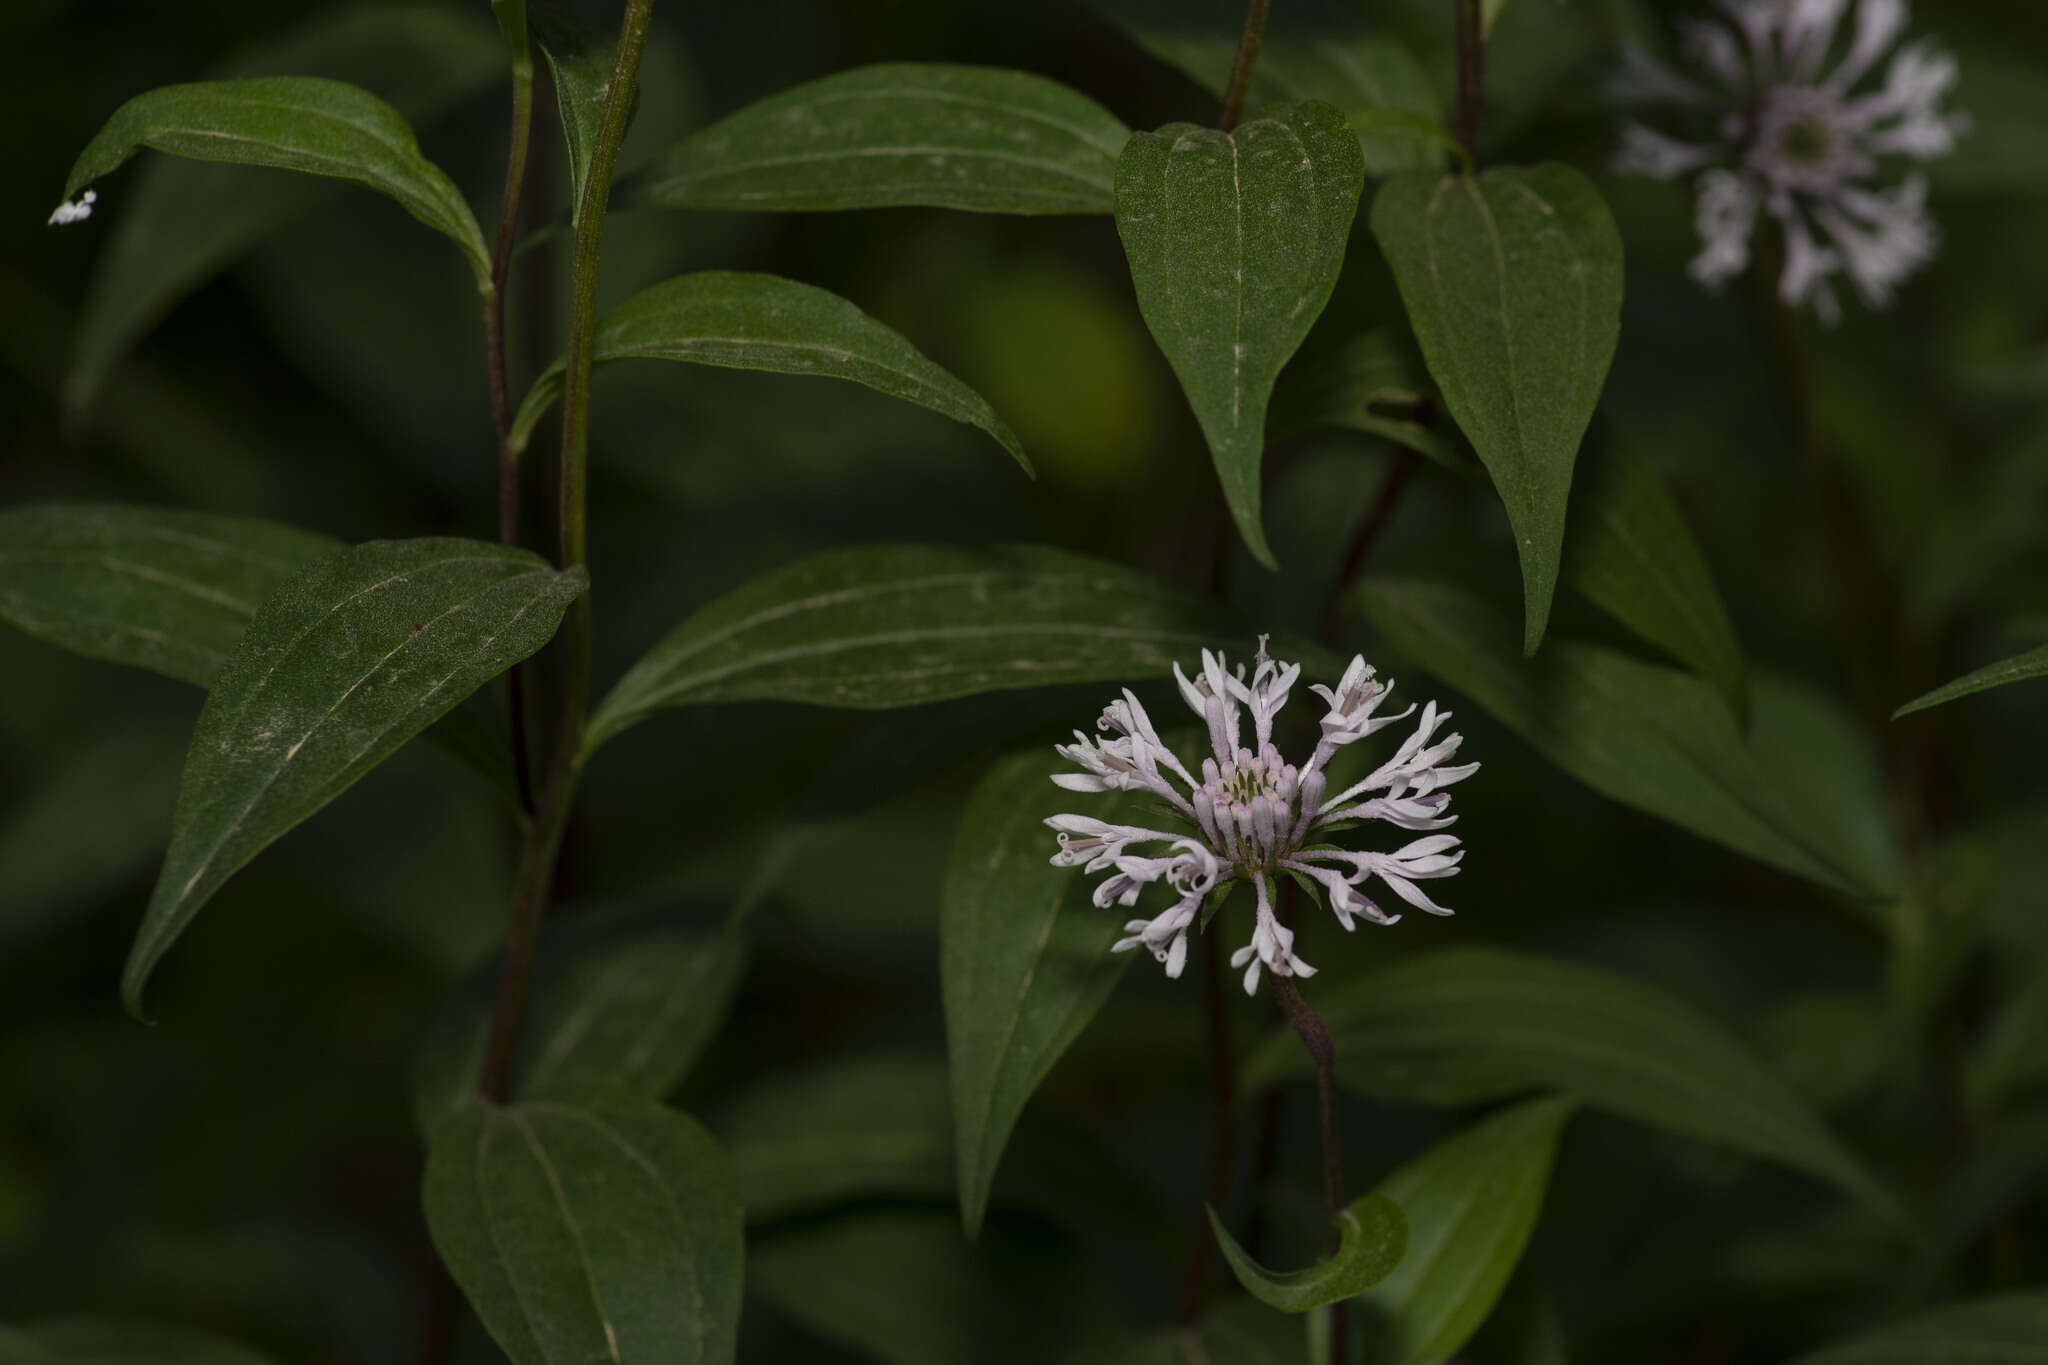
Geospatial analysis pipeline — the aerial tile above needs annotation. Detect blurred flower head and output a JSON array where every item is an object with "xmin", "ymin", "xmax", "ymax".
[
  {"xmin": 1045, "ymin": 639, "xmax": 1476, "ymax": 995},
  {"xmin": 1611, "ymin": 0, "xmax": 1967, "ymax": 322}
]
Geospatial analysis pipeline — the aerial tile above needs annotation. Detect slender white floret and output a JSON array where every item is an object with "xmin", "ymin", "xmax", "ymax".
[
  {"xmin": 1047, "ymin": 641, "xmax": 1476, "ymax": 996},
  {"xmin": 1610, "ymin": 0, "xmax": 1965, "ymax": 320},
  {"xmin": 47, "ymin": 189, "xmax": 98, "ymax": 226}
]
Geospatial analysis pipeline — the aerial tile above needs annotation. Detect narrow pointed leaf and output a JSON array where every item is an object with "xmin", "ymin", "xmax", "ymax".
[
  {"xmin": 490, "ymin": 0, "xmax": 529, "ymax": 65},
  {"xmin": 1356, "ymin": 1098, "xmax": 1574, "ymax": 1365},
  {"xmin": 1894, "ymin": 641, "xmax": 2048, "ymax": 717},
  {"xmin": 1370, "ymin": 166, "xmax": 1624, "ymax": 653},
  {"xmin": 58, "ymin": 77, "xmax": 490, "ymax": 288},
  {"xmin": 1208, "ymin": 1193, "xmax": 1407, "ymax": 1312},
  {"xmin": 1244, "ymin": 947, "xmax": 1894, "ymax": 1213},
  {"xmin": 509, "ymin": 271, "xmax": 1027, "ymax": 470},
  {"xmin": 1116, "ymin": 101, "xmax": 1365, "ymax": 568},
  {"xmin": 1784, "ymin": 1293, "xmax": 2048, "ymax": 1365},
  {"xmin": 1358, "ymin": 578, "xmax": 1890, "ymax": 898},
  {"xmin": 531, "ymin": 4, "xmax": 621, "ymax": 219},
  {"xmin": 585, "ymin": 543, "xmax": 1252, "ymax": 753},
  {"xmin": 124, "ymin": 538, "xmax": 587, "ymax": 1016},
  {"xmin": 625, "ymin": 63, "xmax": 1128, "ymax": 215},
  {"xmin": 942, "ymin": 752, "xmax": 1131, "ymax": 1237},
  {"xmin": 422, "ymin": 1097, "xmax": 743, "ymax": 1365}
]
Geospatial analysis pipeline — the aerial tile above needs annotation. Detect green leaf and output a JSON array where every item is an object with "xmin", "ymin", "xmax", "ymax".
[
  {"xmin": 942, "ymin": 751, "xmax": 1130, "ymax": 1237},
  {"xmin": 59, "ymin": 77, "xmax": 491, "ymax": 287},
  {"xmin": 1116, "ymin": 101, "xmax": 1365, "ymax": 569},
  {"xmin": 1481, "ymin": 0, "xmax": 1515, "ymax": 38},
  {"xmin": 1783, "ymin": 1293, "xmax": 2048, "ymax": 1365},
  {"xmin": 1244, "ymin": 947, "xmax": 1894, "ymax": 1213},
  {"xmin": 1208, "ymin": 1194, "xmax": 1407, "ymax": 1312},
  {"xmin": 491, "ymin": 0, "xmax": 529, "ymax": 65},
  {"xmin": 1356, "ymin": 1097, "xmax": 1574, "ymax": 1365},
  {"xmin": 123, "ymin": 538, "xmax": 587, "ymax": 1017},
  {"xmin": 508, "ymin": 271, "xmax": 1027, "ymax": 470},
  {"xmin": 1370, "ymin": 166, "xmax": 1624, "ymax": 653},
  {"xmin": 1269, "ymin": 330, "xmax": 1471, "ymax": 472},
  {"xmin": 531, "ymin": 4, "xmax": 620, "ymax": 221},
  {"xmin": 585, "ymin": 542, "xmax": 1252, "ymax": 754},
  {"xmin": 8, "ymin": 1321, "xmax": 284, "ymax": 1364},
  {"xmin": 624, "ymin": 63, "xmax": 1127, "ymax": 215},
  {"xmin": 1357, "ymin": 578, "xmax": 1893, "ymax": 898},
  {"xmin": 422, "ymin": 1097, "xmax": 743, "ymax": 1365},
  {"xmin": 1894, "ymin": 640, "xmax": 2048, "ymax": 717},
  {"xmin": 0, "ymin": 502, "xmax": 339, "ymax": 687},
  {"xmin": 64, "ymin": 5, "xmax": 503, "ymax": 412}
]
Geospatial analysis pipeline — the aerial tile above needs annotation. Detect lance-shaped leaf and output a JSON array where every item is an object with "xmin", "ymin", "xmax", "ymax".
[
  {"xmin": 1244, "ymin": 948, "xmax": 1893, "ymax": 1214},
  {"xmin": 942, "ymin": 752, "xmax": 1131, "ymax": 1237},
  {"xmin": 1784, "ymin": 1293, "xmax": 2048, "ymax": 1365},
  {"xmin": 1357, "ymin": 578, "xmax": 1891, "ymax": 898},
  {"xmin": 422, "ymin": 1097, "xmax": 743, "ymax": 1365},
  {"xmin": 56, "ymin": 76, "xmax": 491, "ymax": 288},
  {"xmin": 1370, "ymin": 166, "xmax": 1624, "ymax": 653},
  {"xmin": 586, "ymin": 542, "xmax": 1251, "ymax": 753},
  {"xmin": 123, "ymin": 538, "xmax": 587, "ymax": 1016},
  {"xmin": 1894, "ymin": 641, "xmax": 2048, "ymax": 717},
  {"xmin": 1116, "ymin": 101, "xmax": 1365, "ymax": 569},
  {"xmin": 531, "ymin": 4, "xmax": 623, "ymax": 220},
  {"xmin": 623, "ymin": 63, "xmax": 1128, "ymax": 215},
  {"xmin": 509, "ymin": 271, "xmax": 1027, "ymax": 470},
  {"xmin": 1356, "ymin": 1097, "xmax": 1574, "ymax": 1365},
  {"xmin": 1208, "ymin": 1194, "xmax": 1407, "ymax": 1313}
]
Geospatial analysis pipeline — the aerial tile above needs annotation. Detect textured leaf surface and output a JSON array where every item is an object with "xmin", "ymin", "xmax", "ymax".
[
  {"xmin": 1356, "ymin": 1098, "xmax": 1573, "ymax": 1365},
  {"xmin": 1209, "ymin": 1194, "xmax": 1406, "ymax": 1312},
  {"xmin": 1245, "ymin": 947, "xmax": 1891, "ymax": 1211},
  {"xmin": 509, "ymin": 271, "xmax": 1026, "ymax": 470},
  {"xmin": 1370, "ymin": 166, "xmax": 1624, "ymax": 652},
  {"xmin": 1116, "ymin": 101, "xmax": 1365, "ymax": 567},
  {"xmin": 1894, "ymin": 641, "xmax": 2048, "ymax": 717},
  {"xmin": 0, "ymin": 502, "xmax": 338, "ymax": 686},
  {"xmin": 942, "ymin": 752, "xmax": 1130, "ymax": 1236},
  {"xmin": 1358, "ymin": 578, "xmax": 1891, "ymax": 898},
  {"xmin": 124, "ymin": 538, "xmax": 587, "ymax": 1015},
  {"xmin": 60, "ymin": 76, "xmax": 490, "ymax": 285},
  {"xmin": 531, "ymin": 4, "xmax": 618, "ymax": 220},
  {"xmin": 1783, "ymin": 1293, "xmax": 2048, "ymax": 1364},
  {"xmin": 422, "ymin": 1097, "xmax": 743, "ymax": 1365},
  {"xmin": 586, "ymin": 542, "xmax": 1250, "ymax": 753},
  {"xmin": 625, "ymin": 63, "xmax": 1127, "ymax": 215}
]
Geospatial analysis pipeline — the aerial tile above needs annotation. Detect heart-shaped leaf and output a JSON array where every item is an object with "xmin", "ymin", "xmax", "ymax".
[
  {"xmin": 1115, "ymin": 100, "xmax": 1365, "ymax": 568},
  {"xmin": 124, "ymin": 538, "xmax": 587, "ymax": 1016},
  {"xmin": 1370, "ymin": 165, "xmax": 1623, "ymax": 653},
  {"xmin": 1208, "ymin": 1193, "xmax": 1407, "ymax": 1312},
  {"xmin": 1894, "ymin": 640, "xmax": 2048, "ymax": 717},
  {"xmin": 1783, "ymin": 1293, "xmax": 2048, "ymax": 1365}
]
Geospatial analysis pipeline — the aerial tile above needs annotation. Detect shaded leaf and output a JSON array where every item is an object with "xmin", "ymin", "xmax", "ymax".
[
  {"xmin": 1116, "ymin": 101, "xmax": 1365, "ymax": 568},
  {"xmin": 59, "ymin": 77, "xmax": 490, "ymax": 287},
  {"xmin": 422, "ymin": 1097, "xmax": 743, "ymax": 1365},
  {"xmin": 124, "ymin": 539, "xmax": 587, "ymax": 1016},
  {"xmin": 942, "ymin": 751, "xmax": 1130, "ymax": 1237},
  {"xmin": 1784, "ymin": 1293, "xmax": 2048, "ymax": 1365},
  {"xmin": 625, "ymin": 63, "xmax": 1127, "ymax": 215},
  {"xmin": 1356, "ymin": 1097, "xmax": 1574, "ymax": 1365},
  {"xmin": 531, "ymin": 4, "xmax": 621, "ymax": 220},
  {"xmin": 1357, "ymin": 578, "xmax": 1893, "ymax": 898},
  {"xmin": 1894, "ymin": 640, "xmax": 2048, "ymax": 717},
  {"xmin": 9, "ymin": 1321, "xmax": 284, "ymax": 1364},
  {"xmin": 1208, "ymin": 1193, "xmax": 1407, "ymax": 1312},
  {"xmin": 1244, "ymin": 947, "xmax": 1893, "ymax": 1212},
  {"xmin": 1269, "ymin": 329, "xmax": 1471, "ymax": 472},
  {"xmin": 586, "ymin": 543, "xmax": 1252, "ymax": 753},
  {"xmin": 509, "ymin": 271, "xmax": 1027, "ymax": 470},
  {"xmin": 1096, "ymin": 1299, "xmax": 1304, "ymax": 1365},
  {"xmin": 1370, "ymin": 166, "xmax": 1624, "ymax": 653},
  {"xmin": 491, "ymin": 0, "xmax": 529, "ymax": 62}
]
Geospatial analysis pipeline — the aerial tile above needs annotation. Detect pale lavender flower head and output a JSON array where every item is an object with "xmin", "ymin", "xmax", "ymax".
[
  {"xmin": 1611, "ymin": 0, "xmax": 1967, "ymax": 322},
  {"xmin": 1045, "ymin": 639, "xmax": 1477, "ymax": 996}
]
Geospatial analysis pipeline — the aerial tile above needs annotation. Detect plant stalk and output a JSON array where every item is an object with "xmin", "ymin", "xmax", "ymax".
[
  {"xmin": 1455, "ymin": 0, "xmax": 1486, "ymax": 165},
  {"xmin": 1273, "ymin": 974, "xmax": 1346, "ymax": 1362},
  {"xmin": 1218, "ymin": 0, "xmax": 1273, "ymax": 133},
  {"xmin": 1179, "ymin": 929, "xmax": 1241, "ymax": 1321}
]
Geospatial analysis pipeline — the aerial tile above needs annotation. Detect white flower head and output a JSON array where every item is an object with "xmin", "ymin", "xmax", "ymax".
[
  {"xmin": 47, "ymin": 189, "xmax": 97, "ymax": 226},
  {"xmin": 1610, "ymin": 0, "xmax": 1966, "ymax": 320},
  {"xmin": 1047, "ymin": 638, "xmax": 1477, "ymax": 995}
]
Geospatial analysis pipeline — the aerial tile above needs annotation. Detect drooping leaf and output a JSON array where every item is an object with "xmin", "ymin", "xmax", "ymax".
[
  {"xmin": 1357, "ymin": 578, "xmax": 1893, "ymax": 898},
  {"xmin": 1208, "ymin": 1193, "xmax": 1407, "ymax": 1312},
  {"xmin": 0, "ymin": 502, "xmax": 339, "ymax": 687},
  {"xmin": 1355, "ymin": 1097, "xmax": 1574, "ymax": 1365},
  {"xmin": 1244, "ymin": 947, "xmax": 1894, "ymax": 1212},
  {"xmin": 58, "ymin": 77, "xmax": 491, "ymax": 288},
  {"xmin": 1116, "ymin": 101, "xmax": 1365, "ymax": 568},
  {"xmin": 123, "ymin": 538, "xmax": 587, "ymax": 1016},
  {"xmin": 585, "ymin": 543, "xmax": 1253, "ymax": 754},
  {"xmin": 1783, "ymin": 1293, "xmax": 2048, "ymax": 1365},
  {"xmin": 9, "ymin": 1321, "xmax": 284, "ymax": 1364},
  {"xmin": 530, "ymin": 4, "xmax": 621, "ymax": 219},
  {"xmin": 623, "ymin": 63, "xmax": 1128, "ymax": 215},
  {"xmin": 509, "ymin": 271, "xmax": 1027, "ymax": 469},
  {"xmin": 422, "ymin": 1096, "xmax": 743, "ymax": 1365},
  {"xmin": 942, "ymin": 752, "xmax": 1131, "ymax": 1237},
  {"xmin": 1894, "ymin": 640, "xmax": 2048, "ymax": 717},
  {"xmin": 1370, "ymin": 166, "xmax": 1624, "ymax": 653},
  {"xmin": 64, "ymin": 5, "xmax": 503, "ymax": 412}
]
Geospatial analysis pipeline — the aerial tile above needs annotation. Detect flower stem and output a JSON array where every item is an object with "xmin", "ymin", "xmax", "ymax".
[
  {"xmin": 1455, "ymin": 0, "xmax": 1486, "ymax": 165},
  {"xmin": 476, "ymin": 0, "xmax": 657, "ymax": 1105},
  {"xmin": 1273, "ymin": 973, "xmax": 1346, "ymax": 1361},
  {"xmin": 1218, "ymin": 0, "xmax": 1272, "ymax": 133},
  {"xmin": 1178, "ymin": 929, "xmax": 1241, "ymax": 1321}
]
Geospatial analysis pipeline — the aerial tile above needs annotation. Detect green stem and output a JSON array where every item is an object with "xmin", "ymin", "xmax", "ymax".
[
  {"xmin": 1218, "ymin": 0, "xmax": 1272, "ymax": 133},
  {"xmin": 1273, "ymin": 974, "xmax": 1346, "ymax": 1362}
]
